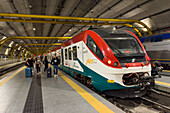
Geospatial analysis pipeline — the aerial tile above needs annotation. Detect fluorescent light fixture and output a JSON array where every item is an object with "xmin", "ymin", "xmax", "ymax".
[
  {"xmin": 2, "ymin": 36, "xmax": 7, "ymax": 40},
  {"xmin": 9, "ymin": 41, "xmax": 14, "ymax": 47},
  {"xmin": 18, "ymin": 46, "xmax": 21, "ymax": 50},
  {"xmin": 5, "ymin": 48, "xmax": 9, "ymax": 55}
]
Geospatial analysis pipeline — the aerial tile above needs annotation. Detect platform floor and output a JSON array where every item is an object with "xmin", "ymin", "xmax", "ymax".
[
  {"xmin": 155, "ymin": 72, "xmax": 170, "ymax": 93},
  {"xmin": 0, "ymin": 66, "xmax": 124, "ymax": 113}
]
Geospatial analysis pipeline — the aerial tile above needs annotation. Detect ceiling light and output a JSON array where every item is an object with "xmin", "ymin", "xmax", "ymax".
[
  {"xmin": 113, "ymin": 26, "xmax": 116, "ymax": 30},
  {"xmin": 33, "ymin": 28, "xmax": 36, "ymax": 31},
  {"xmin": 9, "ymin": 41, "xmax": 14, "ymax": 47},
  {"xmin": 69, "ymin": 29, "xmax": 71, "ymax": 31},
  {"xmin": 2, "ymin": 36, "xmax": 7, "ymax": 40},
  {"xmin": 29, "ymin": 5, "xmax": 32, "ymax": 8}
]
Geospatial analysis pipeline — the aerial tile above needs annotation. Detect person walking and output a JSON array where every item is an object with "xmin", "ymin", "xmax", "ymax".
[
  {"xmin": 35, "ymin": 57, "xmax": 42, "ymax": 75},
  {"xmin": 51, "ymin": 54, "xmax": 60, "ymax": 77},
  {"xmin": 44, "ymin": 56, "xmax": 49, "ymax": 72},
  {"xmin": 26, "ymin": 56, "xmax": 35, "ymax": 72}
]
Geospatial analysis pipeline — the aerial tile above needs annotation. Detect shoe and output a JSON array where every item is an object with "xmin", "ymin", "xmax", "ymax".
[{"xmin": 54, "ymin": 75, "xmax": 58, "ymax": 77}]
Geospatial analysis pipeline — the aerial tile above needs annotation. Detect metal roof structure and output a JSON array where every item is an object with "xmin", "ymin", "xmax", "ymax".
[{"xmin": 0, "ymin": 0, "xmax": 169, "ymax": 58}]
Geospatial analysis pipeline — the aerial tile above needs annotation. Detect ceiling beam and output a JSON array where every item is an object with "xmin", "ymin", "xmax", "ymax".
[
  {"xmin": 0, "ymin": 13, "xmax": 152, "ymax": 36},
  {"xmin": 11, "ymin": 43, "xmax": 61, "ymax": 59}
]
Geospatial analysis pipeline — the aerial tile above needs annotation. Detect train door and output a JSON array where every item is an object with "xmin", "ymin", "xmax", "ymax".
[
  {"xmin": 77, "ymin": 42, "xmax": 84, "ymax": 64},
  {"xmin": 61, "ymin": 49, "xmax": 64, "ymax": 65}
]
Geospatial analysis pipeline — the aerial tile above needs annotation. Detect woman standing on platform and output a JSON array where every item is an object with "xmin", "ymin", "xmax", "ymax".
[{"xmin": 35, "ymin": 57, "xmax": 42, "ymax": 75}]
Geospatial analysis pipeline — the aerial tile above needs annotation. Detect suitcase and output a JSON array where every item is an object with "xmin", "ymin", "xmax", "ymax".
[
  {"xmin": 25, "ymin": 68, "xmax": 32, "ymax": 77},
  {"xmin": 47, "ymin": 67, "xmax": 52, "ymax": 78}
]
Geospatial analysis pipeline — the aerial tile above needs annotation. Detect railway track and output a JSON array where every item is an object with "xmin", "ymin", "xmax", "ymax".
[{"xmin": 101, "ymin": 88, "xmax": 170, "ymax": 113}]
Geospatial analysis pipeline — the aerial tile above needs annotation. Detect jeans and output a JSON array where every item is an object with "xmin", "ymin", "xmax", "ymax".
[
  {"xmin": 53, "ymin": 65, "xmax": 58, "ymax": 75},
  {"xmin": 36, "ymin": 64, "xmax": 41, "ymax": 73}
]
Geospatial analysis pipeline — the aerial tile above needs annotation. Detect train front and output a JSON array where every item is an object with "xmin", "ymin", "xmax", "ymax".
[{"xmin": 91, "ymin": 29, "xmax": 155, "ymax": 98}]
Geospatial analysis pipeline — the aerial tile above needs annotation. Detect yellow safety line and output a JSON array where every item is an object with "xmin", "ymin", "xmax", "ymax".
[
  {"xmin": 155, "ymin": 81, "xmax": 170, "ymax": 86},
  {"xmin": 0, "ymin": 66, "xmax": 26, "ymax": 87},
  {"xmin": 163, "ymin": 70, "xmax": 170, "ymax": 72},
  {"xmin": 58, "ymin": 71, "xmax": 115, "ymax": 113}
]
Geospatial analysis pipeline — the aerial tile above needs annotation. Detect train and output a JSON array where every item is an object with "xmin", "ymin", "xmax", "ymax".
[
  {"xmin": 48, "ymin": 28, "xmax": 155, "ymax": 98},
  {"xmin": 140, "ymin": 33, "xmax": 170, "ymax": 70}
]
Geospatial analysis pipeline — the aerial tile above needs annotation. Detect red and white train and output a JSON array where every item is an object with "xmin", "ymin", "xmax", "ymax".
[{"xmin": 48, "ymin": 28, "xmax": 154, "ymax": 98}]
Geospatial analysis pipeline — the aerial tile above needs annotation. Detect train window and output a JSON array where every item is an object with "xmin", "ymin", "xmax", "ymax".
[
  {"xmin": 87, "ymin": 35, "xmax": 104, "ymax": 60},
  {"xmin": 68, "ymin": 47, "xmax": 72, "ymax": 60},
  {"xmin": 144, "ymin": 38, "xmax": 151, "ymax": 43},
  {"xmin": 154, "ymin": 37, "xmax": 162, "ymax": 42},
  {"xmin": 73, "ymin": 46, "xmax": 77, "ymax": 60},
  {"xmin": 65, "ymin": 49, "xmax": 68, "ymax": 60},
  {"xmin": 151, "ymin": 37, "xmax": 154, "ymax": 42}
]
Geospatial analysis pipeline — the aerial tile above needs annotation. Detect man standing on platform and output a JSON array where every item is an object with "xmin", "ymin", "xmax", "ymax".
[
  {"xmin": 51, "ymin": 54, "xmax": 60, "ymax": 77},
  {"xmin": 26, "ymin": 56, "xmax": 35, "ymax": 73}
]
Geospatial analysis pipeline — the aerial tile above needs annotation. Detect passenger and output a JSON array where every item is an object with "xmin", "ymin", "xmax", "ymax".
[
  {"xmin": 44, "ymin": 56, "xmax": 49, "ymax": 72},
  {"xmin": 51, "ymin": 54, "xmax": 60, "ymax": 77},
  {"xmin": 35, "ymin": 57, "xmax": 42, "ymax": 75},
  {"xmin": 26, "ymin": 56, "xmax": 35, "ymax": 72}
]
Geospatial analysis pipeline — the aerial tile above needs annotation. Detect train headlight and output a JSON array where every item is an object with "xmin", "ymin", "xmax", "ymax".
[
  {"xmin": 114, "ymin": 62, "xmax": 118, "ymax": 67},
  {"xmin": 104, "ymin": 57, "xmax": 120, "ymax": 67},
  {"xmin": 108, "ymin": 60, "xmax": 112, "ymax": 65}
]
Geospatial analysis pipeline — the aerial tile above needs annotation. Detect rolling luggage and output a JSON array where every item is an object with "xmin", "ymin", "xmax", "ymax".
[
  {"xmin": 25, "ymin": 68, "xmax": 32, "ymax": 77},
  {"xmin": 47, "ymin": 67, "xmax": 52, "ymax": 78}
]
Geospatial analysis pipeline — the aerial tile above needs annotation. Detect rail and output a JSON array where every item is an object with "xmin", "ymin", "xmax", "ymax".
[{"xmin": 0, "ymin": 59, "xmax": 24, "ymax": 66}]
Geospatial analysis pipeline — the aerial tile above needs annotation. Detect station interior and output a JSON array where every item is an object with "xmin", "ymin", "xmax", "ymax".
[{"xmin": 0, "ymin": 0, "xmax": 170, "ymax": 113}]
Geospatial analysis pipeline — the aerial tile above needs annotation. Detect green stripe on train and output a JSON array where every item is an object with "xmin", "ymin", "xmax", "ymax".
[{"xmin": 59, "ymin": 59, "xmax": 130, "ymax": 92}]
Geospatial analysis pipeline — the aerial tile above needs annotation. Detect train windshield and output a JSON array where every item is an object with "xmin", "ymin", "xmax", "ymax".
[
  {"xmin": 91, "ymin": 28, "xmax": 144, "ymax": 57},
  {"xmin": 103, "ymin": 36, "xmax": 144, "ymax": 56}
]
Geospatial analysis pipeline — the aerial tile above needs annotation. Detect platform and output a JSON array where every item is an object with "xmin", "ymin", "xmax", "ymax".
[
  {"xmin": 160, "ymin": 70, "xmax": 170, "ymax": 76},
  {"xmin": 155, "ymin": 74, "xmax": 170, "ymax": 93},
  {"xmin": 0, "ymin": 66, "xmax": 124, "ymax": 113}
]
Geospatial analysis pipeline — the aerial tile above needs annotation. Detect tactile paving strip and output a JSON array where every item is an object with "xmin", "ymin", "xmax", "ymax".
[{"xmin": 23, "ymin": 75, "xmax": 43, "ymax": 113}]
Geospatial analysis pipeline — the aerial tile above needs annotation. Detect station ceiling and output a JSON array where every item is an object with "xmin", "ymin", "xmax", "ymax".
[{"xmin": 0, "ymin": 0, "xmax": 169, "ymax": 56}]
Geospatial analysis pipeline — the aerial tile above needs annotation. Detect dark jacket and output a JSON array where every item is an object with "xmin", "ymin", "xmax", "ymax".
[
  {"xmin": 26, "ymin": 58, "xmax": 35, "ymax": 67},
  {"xmin": 51, "ymin": 57, "xmax": 60, "ymax": 65}
]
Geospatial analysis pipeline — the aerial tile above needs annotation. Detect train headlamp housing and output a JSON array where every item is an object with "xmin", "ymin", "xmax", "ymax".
[
  {"xmin": 103, "ymin": 57, "xmax": 120, "ymax": 67},
  {"xmin": 146, "ymin": 60, "xmax": 150, "ymax": 64},
  {"xmin": 114, "ymin": 62, "xmax": 118, "ymax": 67}
]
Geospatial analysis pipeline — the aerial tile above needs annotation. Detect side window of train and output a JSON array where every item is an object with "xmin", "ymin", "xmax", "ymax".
[
  {"xmin": 68, "ymin": 47, "xmax": 72, "ymax": 60},
  {"xmin": 87, "ymin": 35, "xmax": 104, "ymax": 60},
  {"xmin": 73, "ymin": 46, "xmax": 77, "ymax": 60},
  {"xmin": 144, "ymin": 38, "xmax": 151, "ymax": 43},
  {"xmin": 65, "ymin": 49, "xmax": 68, "ymax": 60},
  {"xmin": 151, "ymin": 37, "xmax": 155, "ymax": 42},
  {"xmin": 154, "ymin": 37, "xmax": 162, "ymax": 42}
]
